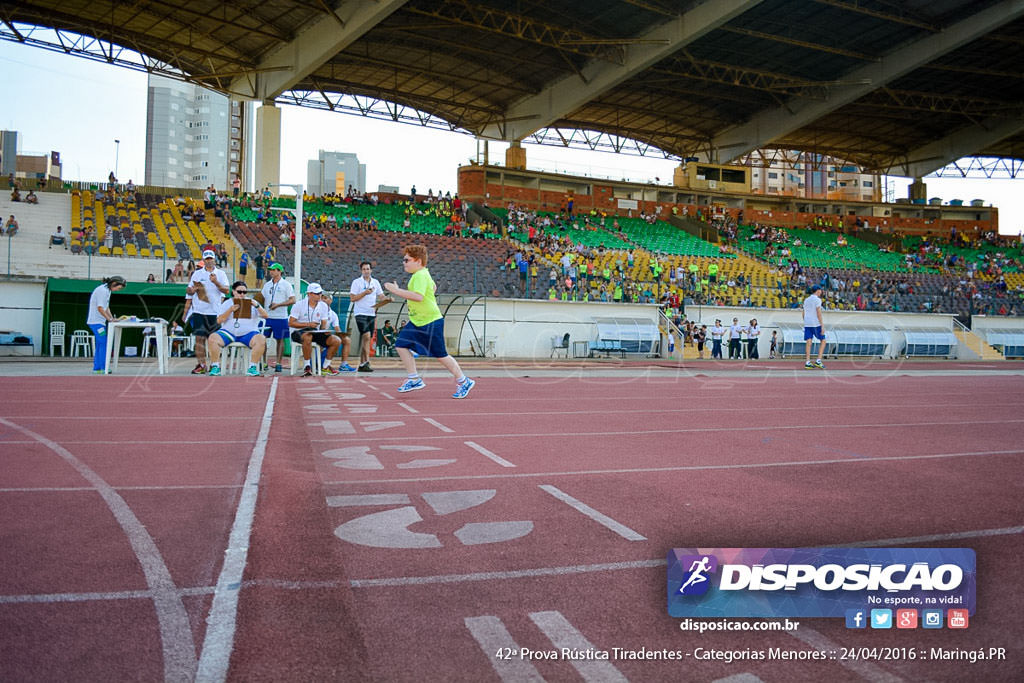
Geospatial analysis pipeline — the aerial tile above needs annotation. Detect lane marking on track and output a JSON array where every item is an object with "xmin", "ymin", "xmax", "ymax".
[
  {"xmin": 397, "ymin": 402, "xmax": 419, "ymax": 414},
  {"xmin": 0, "ymin": 417, "xmax": 197, "ymax": 680},
  {"xmin": 789, "ymin": 627, "xmax": 905, "ymax": 683},
  {"xmin": 323, "ymin": 448, "xmax": 1024, "ymax": 485},
  {"xmin": 424, "ymin": 417, "xmax": 454, "ymax": 433},
  {"xmin": 464, "ymin": 441, "xmax": 516, "ymax": 468},
  {"xmin": 380, "ymin": 392, "xmax": 394, "ymax": 400},
  {"xmin": 528, "ymin": 610, "xmax": 628, "ymax": 683},
  {"xmin": 539, "ymin": 485, "xmax": 645, "ymax": 541},
  {"xmin": 0, "ymin": 484, "xmax": 245, "ymax": 493},
  {"xmin": 307, "ymin": 417, "xmax": 1024, "ymax": 442},
  {"xmin": 464, "ymin": 616, "xmax": 544, "ymax": 683},
  {"xmin": 195, "ymin": 377, "xmax": 279, "ymax": 683},
  {"xmin": 348, "ymin": 525, "xmax": 1024, "ymax": 588}
]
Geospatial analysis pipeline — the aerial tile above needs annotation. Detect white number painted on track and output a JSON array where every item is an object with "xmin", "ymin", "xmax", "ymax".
[
  {"xmin": 330, "ymin": 490, "xmax": 533, "ymax": 548},
  {"xmin": 322, "ymin": 444, "xmax": 454, "ymax": 470}
]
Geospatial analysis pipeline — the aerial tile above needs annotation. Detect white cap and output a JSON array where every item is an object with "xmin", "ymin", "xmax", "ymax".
[
  {"xmin": 202, "ymin": 249, "xmax": 216, "ymax": 259},
  {"xmin": 307, "ymin": 283, "xmax": 323, "ymax": 294}
]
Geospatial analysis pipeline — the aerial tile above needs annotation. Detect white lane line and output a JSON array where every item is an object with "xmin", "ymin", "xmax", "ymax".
[
  {"xmin": 528, "ymin": 611, "xmax": 628, "ymax": 683},
  {"xmin": 195, "ymin": 377, "xmax": 279, "ymax": 683},
  {"xmin": 380, "ymin": 392, "xmax": 394, "ymax": 400},
  {"xmin": 424, "ymin": 417, "xmax": 454, "ymax": 433},
  {"xmin": 839, "ymin": 525, "xmax": 1024, "ymax": 547},
  {"xmin": 326, "ymin": 494, "xmax": 411, "ymax": 507},
  {"xmin": 323, "ymin": 448, "xmax": 1024, "ymax": 485},
  {"xmin": 348, "ymin": 524, "xmax": 1024, "ymax": 589},
  {"xmin": 350, "ymin": 559, "xmax": 666, "ymax": 588},
  {"xmin": 713, "ymin": 675, "xmax": 764, "ymax": 683},
  {"xmin": 789, "ymin": 627, "xmax": 905, "ymax": 683},
  {"xmin": 0, "ymin": 417, "xmax": 197, "ymax": 680},
  {"xmin": 464, "ymin": 616, "xmax": 544, "ymax": 683},
  {"xmin": 308, "ymin": 418, "xmax": 1024, "ymax": 443},
  {"xmin": 0, "ymin": 484, "xmax": 244, "ymax": 493},
  {"xmin": 365, "ymin": 384, "xmax": 378, "ymax": 391},
  {"xmin": 396, "ymin": 402, "xmax": 419, "ymax": 414},
  {"xmin": 464, "ymin": 441, "xmax": 515, "ymax": 468},
  {"xmin": 539, "ymin": 485, "xmax": 646, "ymax": 541}
]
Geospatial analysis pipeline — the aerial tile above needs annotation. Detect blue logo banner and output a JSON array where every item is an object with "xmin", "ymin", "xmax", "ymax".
[{"xmin": 667, "ymin": 548, "xmax": 975, "ymax": 618}]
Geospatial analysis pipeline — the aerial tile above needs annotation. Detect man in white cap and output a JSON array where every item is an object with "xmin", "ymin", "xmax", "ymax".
[
  {"xmin": 184, "ymin": 249, "xmax": 230, "ymax": 374},
  {"xmin": 288, "ymin": 283, "xmax": 341, "ymax": 376},
  {"xmin": 260, "ymin": 262, "xmax": 295, "ymax": 373}
]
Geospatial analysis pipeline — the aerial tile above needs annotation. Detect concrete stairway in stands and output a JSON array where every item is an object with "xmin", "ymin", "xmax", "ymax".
[{"xmin": 954, "ymin": 328, "xmax": 1004, "ymax": 360}]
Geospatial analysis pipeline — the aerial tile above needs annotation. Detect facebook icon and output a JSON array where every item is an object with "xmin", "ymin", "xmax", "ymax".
[{"xmin": 845, "ymin": 609, "xmax": 867, "ymax": 629}]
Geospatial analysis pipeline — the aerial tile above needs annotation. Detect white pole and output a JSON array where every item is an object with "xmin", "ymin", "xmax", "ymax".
[{"xmin": 294, "ymin": 188, "xmax": 304, "ymax": 291}]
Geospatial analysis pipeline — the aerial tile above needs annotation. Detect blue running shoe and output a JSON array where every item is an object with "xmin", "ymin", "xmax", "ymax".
[
  {"xmin": 397, "ymin": 377, "xmax": 425, "ymax": 392},
  {"xmin": 339, "ymin": 363, "xmax": 357, "ymax": 372},
  {"xmin": 246, "ymin": 365, "xmax": 261, "ymax": 377},
  {"xmin": 208, "ymin": 366, "xmax": 222, "ymax": 376},
  {"xmin": 452, "ymin": 377, "xmax": 475, "ymax": 399}
]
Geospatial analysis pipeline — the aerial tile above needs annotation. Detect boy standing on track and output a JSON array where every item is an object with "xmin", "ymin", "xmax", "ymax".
[
  {"xmin": 384, "ymin": 244, "xmax": 475, "ymax": 399},
  {"xmin": 803, "ymin": 284, "xmax": 826, "ymax": 369}
]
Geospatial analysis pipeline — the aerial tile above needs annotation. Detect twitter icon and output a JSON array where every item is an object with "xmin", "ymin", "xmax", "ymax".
[{"xmin": 870, "ymin": 609, "xmax": 892, "ymax": 629}]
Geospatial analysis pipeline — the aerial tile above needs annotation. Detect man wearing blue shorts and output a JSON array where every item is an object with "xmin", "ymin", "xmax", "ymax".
[
  {"xmin": 260, "ymin": 263, "xmax": 295, "ymax": 372},
  {"xmin": 384, "ymin": 244, "xmax": 475, "ymax": 399},
  {"xmin": 207, "ymin": 281, "xmax": 268, "ymax": 376},
  {"xmin": 803, "ymin": 284, "xmax": 826, "ymax": 369}
]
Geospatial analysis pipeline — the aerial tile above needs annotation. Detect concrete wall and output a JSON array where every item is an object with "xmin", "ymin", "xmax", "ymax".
[
  {"xmin": 0, "ymin": 280, "xmax": 45, "ymax": 354},
  {"xmin": 462, "ymin": 298, "xmax": 661, "ymax": 358},
  {"xmin": 673, "ymin": 304, "xmax": 956, "ymax": 359}
]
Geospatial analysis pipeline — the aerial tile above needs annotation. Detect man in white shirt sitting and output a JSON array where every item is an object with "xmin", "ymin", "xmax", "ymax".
[
  {"xmin": 288, "ymin": 283, "xmax": 341, "ymax": 377},
  {"xmin": 260, "ymin": 263, "xmax": 296, "ymax": 373},
  {"xmin": 321, "ymin": 294, "xmax": 356, "ymax": 372}
]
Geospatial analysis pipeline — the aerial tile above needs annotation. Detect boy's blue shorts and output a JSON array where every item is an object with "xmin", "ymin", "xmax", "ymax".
[{"xmin": 395, "ymin": 318, "xmax": 448, "ymax": 358}]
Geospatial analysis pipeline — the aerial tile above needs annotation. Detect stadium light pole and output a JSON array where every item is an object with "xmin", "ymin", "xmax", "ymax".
[{"xmin": 268, "ymin": 183, "xmax": 304, "ymax": 291}]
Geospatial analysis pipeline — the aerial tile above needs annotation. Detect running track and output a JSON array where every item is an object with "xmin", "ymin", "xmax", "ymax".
[{"xmin": 1, "ymin": 366, "xmax": 1022, "ymax": 681}]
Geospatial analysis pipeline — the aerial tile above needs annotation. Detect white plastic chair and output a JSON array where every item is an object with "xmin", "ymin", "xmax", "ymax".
[
  {"xmin": 70, "ymin": 329, "xmax": 94, "ymax": 357},
  {"xmin": 290, "ymin": 341, "xmax": 322, "ymax": 375},
  {"xmin": 224, "ymin": 342, "xmax": 252, "ymax": 374},
  {"xmin": 50, "ymin": 321, "xmax": 66, "ymax": 357}
]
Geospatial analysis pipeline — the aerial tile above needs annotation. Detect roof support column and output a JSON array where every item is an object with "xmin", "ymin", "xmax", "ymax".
[{"xmin": 254, "ymin": 101, "xmax": 281, "ymax": 192}]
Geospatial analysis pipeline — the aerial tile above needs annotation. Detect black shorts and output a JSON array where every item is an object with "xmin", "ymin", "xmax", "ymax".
[
  {"xmin": 291, "ymin": 329, "xmax": 332, "ymax": 346},
  {"xmin": 188, "ymin": 314, "xmax": 220, "ymax": 338},
  {"xmin": 355, "ymin": 315, "xmax": 376, "ymax": 336}
]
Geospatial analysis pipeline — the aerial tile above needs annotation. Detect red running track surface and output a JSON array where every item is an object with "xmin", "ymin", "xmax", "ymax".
[{"xmin": 1, "ymin": 372, "xmax": 1022, "ymax": 681}]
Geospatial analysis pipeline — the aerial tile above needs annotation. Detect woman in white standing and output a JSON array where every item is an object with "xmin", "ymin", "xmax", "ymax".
[
  {"xmin": 87, "ymin": 276, "xmax": 126, "ymax": 373},
  {"xmin": 747, "ymin": 318, "xmax": 761, "ymax": 359}
]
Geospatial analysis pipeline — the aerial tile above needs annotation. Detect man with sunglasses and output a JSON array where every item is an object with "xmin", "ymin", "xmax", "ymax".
[{"xmin": 207, "ymin": 281, "xmax": 269, "ymax": 377}]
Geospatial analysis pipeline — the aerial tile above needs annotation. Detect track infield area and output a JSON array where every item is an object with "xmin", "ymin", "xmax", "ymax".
[{"xmin": 1, "ymin": 367, "xmax": 1023, "ymax": 682}]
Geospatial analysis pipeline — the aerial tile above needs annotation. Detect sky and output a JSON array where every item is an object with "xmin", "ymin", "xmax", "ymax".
[{"xmin": 1, "ymin": 38, "xmax": 1020, "ymax": 234}]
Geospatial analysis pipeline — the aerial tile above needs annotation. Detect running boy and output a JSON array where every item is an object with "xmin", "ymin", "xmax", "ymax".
[{"xmin": 384, "ymin": 244, "xmax": 475, "ymax": 398}]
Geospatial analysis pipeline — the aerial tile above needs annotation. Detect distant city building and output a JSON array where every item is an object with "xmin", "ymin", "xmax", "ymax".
[
  {"xmin": 746, "ymin": 151, "xmax": 881, "ymax": 202},
  {"xmin": 0, "ymin": 131, "xmax": 17, "ymax": 176},
  {"xmin": 0, "ymin": 130, "xmax": 62, "ymax": 181},
  {"xmin": 145, "ymin": 74, "xmax": 242, "ymax": 190},
  {"xmin": 377, "ymin": 184, "xmax": 399, "ymax": 194},
  {"xmin": 307, "ymin": 151, "xmax": 366, "ymax": 196}
]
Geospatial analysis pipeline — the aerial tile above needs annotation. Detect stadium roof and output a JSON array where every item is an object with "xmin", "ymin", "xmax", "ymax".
[{"xmin": 3, "ymin": 0, "xmax": 1024, "ymax": 175}]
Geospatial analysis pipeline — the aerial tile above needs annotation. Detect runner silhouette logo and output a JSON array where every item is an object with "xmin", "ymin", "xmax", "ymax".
[{"xmin": 677, "ymin": 555, "xmax": 718, "ymax": 596}]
